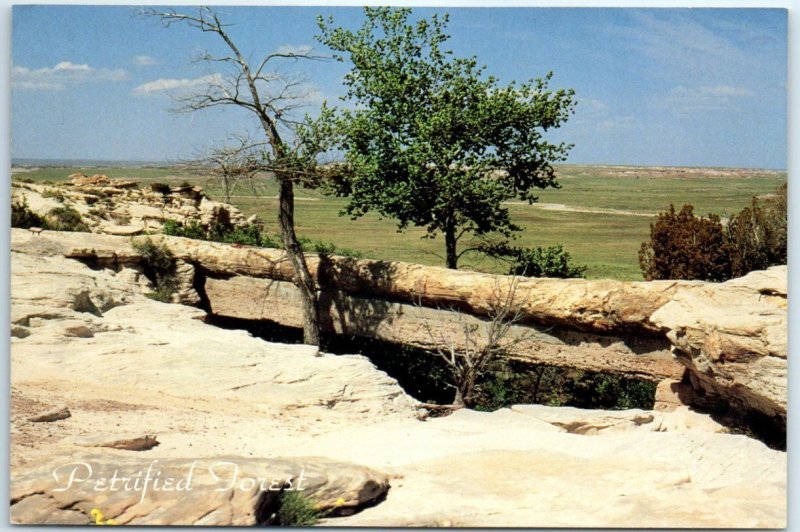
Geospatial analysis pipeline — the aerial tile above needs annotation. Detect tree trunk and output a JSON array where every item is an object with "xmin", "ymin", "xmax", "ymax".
[
  {"xmin": 277, "ymin": 177, "xmax": 321, "ymax": 346},
  {"xmin": 445, "ymin": 219, "xmax": 458, "ymax": 270},
  {"xmin": 453, "ymin": 388, "xmax": 465, "ymax": 407}
]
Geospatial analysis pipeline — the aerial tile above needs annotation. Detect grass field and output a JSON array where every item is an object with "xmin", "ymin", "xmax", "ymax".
[{"xmin": 12, "ymin": 164, "xmax": 786, "ymax": 280}]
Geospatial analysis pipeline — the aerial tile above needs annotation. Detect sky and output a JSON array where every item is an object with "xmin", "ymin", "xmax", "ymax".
[{"xmin": 11, "ymin": 6, "xmax": 788, "ymax": 169}]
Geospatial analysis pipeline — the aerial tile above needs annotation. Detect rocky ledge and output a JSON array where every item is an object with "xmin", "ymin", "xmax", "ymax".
[
  {"xmin": 9, "ymin": 234, "xmax": 787, "ymax": 527},
  {"xmin": 11, "ymin": 227, "xmax": 787, "ymax": 436}
]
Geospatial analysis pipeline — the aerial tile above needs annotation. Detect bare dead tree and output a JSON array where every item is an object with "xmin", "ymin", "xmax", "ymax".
[
  {"xmin": 144, "ymin": 7, "xmax": 329, "ymax": 346},
  {"xmin": 420, "ymin": 277, "xmax": 529, "ymax": 407},
  {"xmin": 198, "ymin": 135, "xmax": 268, "ymax": 203}
]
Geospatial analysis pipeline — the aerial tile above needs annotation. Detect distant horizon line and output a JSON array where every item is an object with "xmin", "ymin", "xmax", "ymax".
[{"xmin": 10, "ymin": 157, "xmax": 787, "ymax": 173}]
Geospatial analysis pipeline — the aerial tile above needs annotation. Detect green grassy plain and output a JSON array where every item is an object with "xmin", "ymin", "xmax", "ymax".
[{"xmin": 12, "ymin": 164, "xmax": 786, "ymax": 280}]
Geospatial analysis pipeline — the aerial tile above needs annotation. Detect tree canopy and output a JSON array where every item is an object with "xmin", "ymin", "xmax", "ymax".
[{"xmin": 317, "ymin": 7, "xmax": 576, "ymax": 268}]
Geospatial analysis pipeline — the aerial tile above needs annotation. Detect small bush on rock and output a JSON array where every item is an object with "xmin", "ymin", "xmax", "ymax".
[
  {"xmin": 132, "ymin": 238, "xmax": 178, "ymax": 302},
  {"xmin": 163, "ymin": 219, "xmax": 208, "ymax": 240},
  {"xmin": 482, "ymin": 242, "xmax": 587, "ymax": 278},
  {"xmin": 46, "ymin": 207, "xmax": 90, "ymax": 232},
  {"xmin": 275, "ymin": 491, "xmax": 320, "ymax": 526},
  {"xmin": 12, "ymin": 197, "xmax": 48, "ymax": 229},
  {"xmin": 41, "ymin": 188, "xmax": 66, "ymax": 202}
]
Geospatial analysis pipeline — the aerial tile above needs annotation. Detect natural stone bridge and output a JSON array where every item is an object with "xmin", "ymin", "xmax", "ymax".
[{"xmin": 12, "ymin": 229, "xmax": 787, "ymax": 431}]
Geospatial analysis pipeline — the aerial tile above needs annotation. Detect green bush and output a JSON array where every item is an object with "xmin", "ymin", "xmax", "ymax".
[
  {"xmin": 299, "ymin": 236, "xmax": 365, "ymax": 259},
  {"xmin": 162, "ymin": 218, "xmax": 365, "ymax": 258},
  {"xmin": 482, "ymin": 242, "xmax": 586, "ymax": 278},
  {"xmin": 471, "ymin": 359, "xmax": 656, "ymax": 412},
  {"xmin": 275, "ymin": 491, "xmax": 320, "ymax": 527},
  {"xmin": 164, "ymin": 218, "xmax": 278, "ymax": 248},
  {"xmin": 46, "ymin": 207, "xmax": 90, "ymax": 232},
  {"xmin": 639, "ymin": 204, "xmax": 732, "ymax": 281},
  {"xmin": 726, "ymin": 184, "xmax": 787, "ymax": 278},
  {"xmin": 162, "ymin": 219, "xmax": 208, "ymax": 240},
  {"xmin": 12, "ymin": 197, "xmax": 49, "ymax": 229},
  {"xmin": 131, "ymin": 238, "xmax": 178, "ymax": 302}
]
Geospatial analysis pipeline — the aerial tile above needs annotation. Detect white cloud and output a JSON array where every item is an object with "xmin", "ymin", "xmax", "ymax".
[
  {"xmin": 12, "ymin": 61, "xmax": 127, "ymax": 91},
  {"xmin": 603, "ymin": 11, "xmax": 783, "ymax": 91},
  {"xmin": 596, "ymin": 116, "xmax": 636, "ymax": 132},
  {"xmin": 275, "ymin": 44, "xmax": 314, "ymax": 56},
  {"xmin": 664, "ymin": 84, "xmax": 752, "ymax": 113},
  {"xmin": 581, "ymin": 98, "xmax": 609, "ymax": 113},
  {"xmin": 571, "ymin": 97, "xmax": 635, "ymax": 133},
  {"xmin": 132, "ymin": 55, "xmax": 156, "ymax": 67},
  {"xmin": 132, "ymin": 73, "xmax": 223, "ymax": 96},
  {"xmin": 675, "ymin": 85, "xmax": 751, "ymax": 98}
]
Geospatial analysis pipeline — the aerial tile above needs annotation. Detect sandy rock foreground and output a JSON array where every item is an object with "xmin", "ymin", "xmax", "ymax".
[{"xmin": 10, "ymin": 247, "xmax": 786, "ymax": 527}]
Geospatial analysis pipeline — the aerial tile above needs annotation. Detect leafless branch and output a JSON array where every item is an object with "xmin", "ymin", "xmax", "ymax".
[{"xmin": 416, "ymin": 276, "xmax": 530, "ymax": 408}]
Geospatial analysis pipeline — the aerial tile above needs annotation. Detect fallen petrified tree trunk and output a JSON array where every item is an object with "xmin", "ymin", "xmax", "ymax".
[
  {"xmin": 204, "ymin": 275, "xmax": 681, "ymax": 381},
  {"xmin": 39, "ymin": 232, "xmax": 699, "ymax": 335}
]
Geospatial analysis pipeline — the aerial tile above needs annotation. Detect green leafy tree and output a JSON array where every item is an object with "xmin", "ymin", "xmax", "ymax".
[{"xmin": 317, "ymin": 8, "xmax": 575, "ymax": 269}]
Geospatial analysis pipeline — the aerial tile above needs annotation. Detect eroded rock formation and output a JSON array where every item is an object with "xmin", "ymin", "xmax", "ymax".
[
  {"xmin": 11, "ymin": 227, "xmax": 787, "ymax": 434},
  {"xmin": 9, "ymin": 241, "xmax": 788, "ymax": 527},
  {"xmin": 12, "ymin": 179, "xmax": 249, "ymax": 237}
]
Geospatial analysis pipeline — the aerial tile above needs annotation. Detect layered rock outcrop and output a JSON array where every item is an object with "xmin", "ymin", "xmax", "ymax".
[
  {"xmin": 651, "ymin": 268, "xmax": 787, "ymax": 422},
  {"xmin": 11, "ymin": 227, "xmax": 787, "ymax": 433},
  {"xmin": 9, "ymin": 241, "xmax": 788, "ymax": 527},
  {"xmin": 12, "ymin": 179, "xmax": 249, "ymax": 236}
]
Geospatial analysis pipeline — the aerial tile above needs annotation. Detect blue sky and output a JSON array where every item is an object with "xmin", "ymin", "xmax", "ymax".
[{"xmin": 11, "ymin": 6, "xmax": 787, "ymax": 169}]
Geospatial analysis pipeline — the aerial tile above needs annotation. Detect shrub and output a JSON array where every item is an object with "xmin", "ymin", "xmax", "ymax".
[
  {"xmin": 726, "ymin": 184, "xmax": 787, "ymax": 278},
  {"xmin": 162, "ymin": 218, "xmax": 364, "ymax": 257},
  {"xmin": 299, "ymin": 236, "xmax": 365, "ymax": 259},
  {"xmin": 640, "ymin": 185, "xmax": 787, "ymax": 282},
  {"xmin": 482, "ymin": 242, "xmax": 587, "ymax": 278},
  {"xmin": 131, "ymin": 238, "xmax": 178, "ymax": 302},
  {"xmin": 163, "ymin": 218, "xmax": 279, "ymax": 248},
  {"xmin": 638, "ymin": 204, "xmax": 732, "ymax": 281},
  {"xmin": 162, "ymin": 219, "xmax": 208, "ymax": 240},
  {"xmin": 46, "ymin": 207, "xmax": 90, "ymax": 232},
  {"xmin": 471, "ymin": 360, "xmax": 656, "ymax": 411},
  {"xmin": 12, "ymin": 197, "xmax": 48, "ymax": 229},
  {"xmin": 275, "ymin": 491, "xmax": 320, "ymax": 527},
  {"xmin": 41, "ymin": 188, "xmax": 66, "ymax": 202}
]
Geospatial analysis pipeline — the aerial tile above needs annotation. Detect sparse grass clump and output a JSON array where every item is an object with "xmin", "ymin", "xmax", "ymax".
[
  {"xmin": 275, "ymin": 491, "xmax": 321, "ymax": 527},
  {"xmin": 132, "ymin": 238, "xmax": 178, "ymax": 303},
  {"xmin": 41, "ymin": 188, "xmax": 66, "ymax": 202}
]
